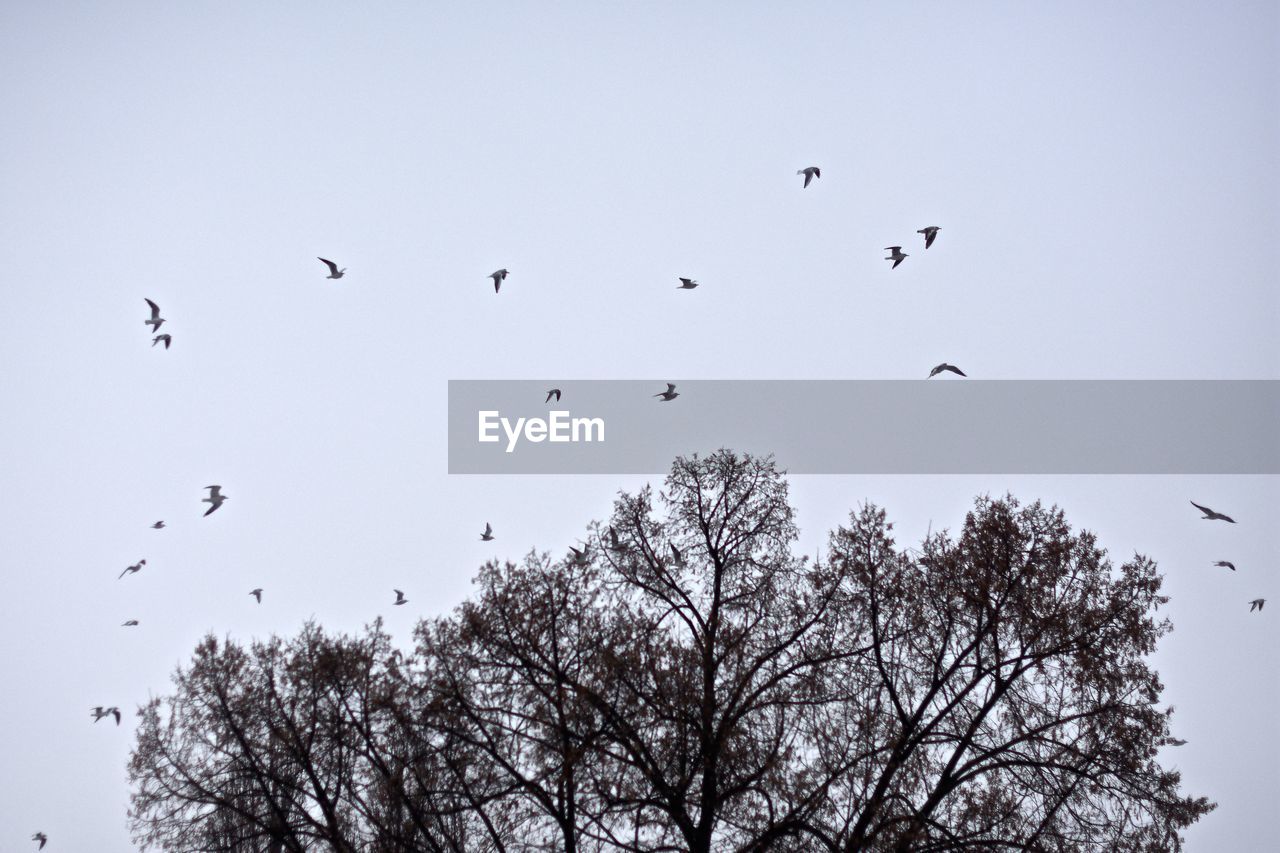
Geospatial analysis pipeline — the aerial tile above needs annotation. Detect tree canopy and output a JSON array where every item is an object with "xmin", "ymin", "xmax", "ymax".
[{"xmin": 129, "ymin": 451, "xmax": 1213, "ymax": 851}]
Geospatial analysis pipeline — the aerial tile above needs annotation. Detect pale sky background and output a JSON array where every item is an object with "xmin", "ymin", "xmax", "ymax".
[{"xmin": 1, "ymin": 2, "xmax": 1277, "ymax": 849}]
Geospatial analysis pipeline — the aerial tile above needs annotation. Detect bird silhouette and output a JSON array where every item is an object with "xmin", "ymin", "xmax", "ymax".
[
  {"xmin": 884, "ymin": 247, "xmax": 908, "ymax": 269},
  {"xmin": 203, "ymin": 485, "xmax": 228, "ymax": 517},
  {"xmin": 654, "ymin": 383, "xmax": 679, "ymax": 401},
  {"xmin": 152, "ymin": 333, "xmax": 171, "ymax": 349},
  {"xmin": 249, "ymin": 588, "xmax": 263, "ymax": 603},
  {"xmin": 480, "ymin": 522, "xmax": 495, "ymax": 541},
  {"xmin": 928, "ymin": 363, "xmax": 966, "ymax": 378},
  {"xmin": 677, "ymin": 277, "xmax": 699, "ymax": 289},
  {"xmin": 32, "ymin": 832, "xmax": 47, "ymax": 849},
  {"xmin": 1190, "ymin": 501, "xmax": 1236, "ymax": 523},
  {"xmin": 1211, "ymin": 560, "xmax": 1236, "ymax": 571},
  {"xmin": 546, "ymin": 388, "xmax": 561, "ymax": 403},
  {"xmin": 118, "ymin": 559, "xmax": 145, "ymax": 580},
  {"xmin": 318, "ymin": 257, "xmax": 346, "ymax": 279},
  {"xmin": 490, "ymin": 269, "xmax": 509, "ymax": 293},
  {"xmin": 121, "ymin": 620, "xmax": 139, "ymax": 627},
  {"xmin": 797, "ymin": 166, "xmax": 821, "ymax": 188},
  {"xmin": 144, "ymin": 298, "xmax": 165, "ymax": 332},
  {"xmin": 393, "ymin": 589, "xmax": 408, "ymax": 605},
  {"xmin": 918, "ymin": 226, "xmax": 940, "ymax": 248},
  {"xmin": 151, "ymin": 520, "xmax": 165, "ymax": 529},
  {"xmin": 1249, "ymin": 598, "xmax": 1266, "ymax": 612}
]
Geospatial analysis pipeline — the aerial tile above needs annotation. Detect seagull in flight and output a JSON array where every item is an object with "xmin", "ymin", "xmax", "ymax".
[
  {"xmin": 144, "ymin": 298, "xmax": 165, "ymax": 332},
  {"xmin": 203, "ymin": 485, "xmax": 228, "ymax": 516},
  {"xmin": 1211, "ymin": 560, "xmax": 1237, "ymax": 571},
  {"xmin": 91, "ymin": 706, "xmax": 121, "ymax": 725},
  {"xmin": 655, "ymin": 383, "xmax": 679, "ymax": 401},
  {"xmin": 928, "ymin": 363, "xmax": 967, "ymax": 378},
  {"xmin": 118, "ymin": 559, "xmax": 145, "ymax": 580},
  {"xmin": 1250, "ymin": 598, "xmax": 1266, "ymax": 612},
  {"xmin": 490, "ymin": 269, "xmax": 509, "ymax": 293},
  {"xmin": 318, "ymin": 257, "xmax": 346, "ymax": 279},
  {"xmin": 670, "ymin": 543, "xmax": 687, "ymax": 568},
  {"xmin": 677, "ymin": 277, "xmax": 699, "ymax": 289},
  {"xmin": 1190, "ymin": 501, "xmax": 1236, "ymax": 523},
  {"xmin": 152, "ymin": 333, "xmax": 171, "ymax": 349},
  {"xmin": 122, "ymin": 619, "xmax": 139, "ymax": 627},
  {"xmin": 480, "ymin": 522, "xmax": 495, "ymax": 541},
  {"xmin": 32, "ymin": 832, "xmax": 47, "ymax": 849},
  {"xmin": 151, "ymin": 520, "xmax": 165, "ymax": 529},
  {"xmin": 546, "ymin": 389, "xmax": 561, "ymax": 403},
  {"xmin": 797, "ymin": 166, "xmax": 821, "ymax": 188},
  {"xmin": 393, "ymin": 589, "xmax": 408, "ymax": 606},
  {"xmin": 249, "ymin": 588, "xmax": 263, "ymax": 603},
  {"xmin": 884, "ymin": 247, "xmax": 908, "ymax": 269},
  {"xmin": 569, "ymin": 545, "xmax": 590, "ymax": 566},
  {"xmin": 918, "ymin": 226, "xmax": 940, "ymax": 249}
]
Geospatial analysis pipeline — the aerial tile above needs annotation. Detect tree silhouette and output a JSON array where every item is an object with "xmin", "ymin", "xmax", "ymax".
[{"xmin": 129, "ymin": 451, "xmax": 1213, "ymax": 851}]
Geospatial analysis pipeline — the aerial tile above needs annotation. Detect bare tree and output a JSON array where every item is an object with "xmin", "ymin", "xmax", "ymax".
[{"xmin": 129, "ymin": 452, "xmax": 1213, "ymax": 852}]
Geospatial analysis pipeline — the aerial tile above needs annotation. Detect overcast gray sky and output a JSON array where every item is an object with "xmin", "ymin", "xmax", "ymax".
[{"xmin": 1, "ymin": 2, "xmax": 1276, "ymax": 849}]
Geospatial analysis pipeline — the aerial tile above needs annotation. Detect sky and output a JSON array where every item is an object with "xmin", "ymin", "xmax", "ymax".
[{"xmin": 0, "ymin": 2, "xmax": 1276, "ymax": 849}]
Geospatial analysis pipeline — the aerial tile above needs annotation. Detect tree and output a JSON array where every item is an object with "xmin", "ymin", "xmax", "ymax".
[{"xmin": 130, "ymin": 451, "xmax": 1213, "ymax": 851}]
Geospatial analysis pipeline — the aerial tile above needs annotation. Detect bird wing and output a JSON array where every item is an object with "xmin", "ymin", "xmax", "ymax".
[
  {"xmin": 924, "ymin": 231, "xmax": 936, "ymax": 248},
  {"xmin": 145, "ymin": 298, "xmax": 161, "ymax": 319},
  {"xmin": 1189, "ymin": 500, "xmax": 1212, "ymax": 515},
  {"xmin": 484, "ymin": 523, "xmax": 492, "ymax": 535},
  {"xmin": 318, "ymin": 257, "xmax": 338, "ymax": 275},
  {"xmin": 666, "ymin": 383, "xmax": 676, "ymax": 393},
  {"xmin": 203, "ymin": 503, "xmax": 219, "ymax": 516},
  {"xmin": 950, "ymin": 366, "xmax": 966, "ymax": 376},
  {"xmin": 892, "ymin": 257, "xmax": 904, "ymax": 268},
  {"xmin": 803, "ymin": 172, "xmax": 813, "ymax": 188}
]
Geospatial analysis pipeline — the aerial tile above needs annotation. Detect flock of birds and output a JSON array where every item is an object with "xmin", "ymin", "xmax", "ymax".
[
  {"xmin": 25, "ymin": 165, "xmax": 1265, "ymax": 851},
  {"xmin": 1188, "ymin": 501, "xmax": 1266, "ymax": 612}
]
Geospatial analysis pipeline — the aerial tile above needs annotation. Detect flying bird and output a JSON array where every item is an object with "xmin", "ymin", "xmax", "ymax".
[
  {"xmin": 152, "ymin": 333, "xmax": 171, "ymax": 349},
  {"xmin": 203, "ymin": 485, "xmax": 228, "ymax": 517},
  {"xmin": 118, "ymin": 559, "xmax": 145, "ymax": 580},
  {"xmin": 884, "ymin": 247, "xmax": 908, "ymax": 269},
  {"xmin": 1250, "ymin": 598, "xmax": 1266, "ymax": 612},
  {"xmin": 249, "ymin": 588, "xmax": 263, "ymax": 603},
  {"xmin": 151, "ymin": 521, "xmax": 165, "ymax": 529},
  {"xmin": 122, "ymin": 620, "xmax": 139, "ymax": 627},
  {"xmin": 918, "ymin": 226, "xmax": 940, "ymax": 249},
  {"xmin": 144, "ymin": 298, "xmax": 165, "ymax": 332},
  {"xmin": 318, "ymin": 257, "xmax": 346, "ymax": 279},
  {"xmin": 569, "ymin": 545, "xmax": 590, "ymax": 566},
  {"xmin": 490, "ymin": 269, "xmax": 509, "ymax": 293},
  {"xmin": 677, "ymin": 278, "xmax": 699, "ymax": 289},
  {"xmin": 797, "ymin": 166, "xmax": 821, "ymax": 188},
  {"xmin": 546, "ymin": 389, "xmax": 561, "ymax": 403},
  {"xmin": 91, "ymin": 706, "xmax": 108, "ymax": 722},
  {"xmin": 655, "ymin": 383, "xmax": 679, "ymax": 401},
  {"xmin": 928, "ymin": 363, "xmax": 967, "ymax": 378},
  {"xmin": 1211, "ymin": 560, "xmax": 1237, "ymax": 571},
  {"xmin": 1190, "ymin": 501, "xmax": 1236, "ymax": 523},
  {"xmin": 393, "ymin": 589, "xmax": 408, "ymax": 606},
  {"xmin": 32, "ymin": 832, "xmax": 47, "ymax": 849},
  {"xmin": 480, "ymin": 522, "xmax": 495, "ymax": 541},
  {"xmin": 670, "ymin": 543, "xmax": 686, "ymax": 568}
]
